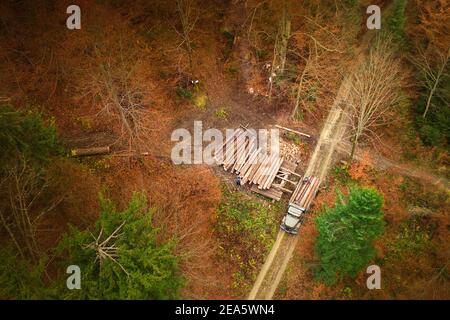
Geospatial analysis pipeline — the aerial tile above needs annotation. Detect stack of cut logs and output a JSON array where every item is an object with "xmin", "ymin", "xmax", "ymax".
[
  {"xmin": 290, "ymin": 176, "xmax": 321, "ymax": 210},
  {"xmin": 215, "ymin": 129, "xmax": 284, "ymax": 190},
  {"xmin": 251, "ymin": 161, "xmax": 299, "ymax": 201}
]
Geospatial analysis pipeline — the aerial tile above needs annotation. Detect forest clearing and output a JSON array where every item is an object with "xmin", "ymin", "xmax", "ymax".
[{"xmin": 0, "ymin": 0, "xmax": 449, "ymax": 303}]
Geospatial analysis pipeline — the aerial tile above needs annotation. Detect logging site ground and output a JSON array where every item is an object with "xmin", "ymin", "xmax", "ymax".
[{"xmin": 0, "ymin": 0, "xmax": 449, "ymax": 301}]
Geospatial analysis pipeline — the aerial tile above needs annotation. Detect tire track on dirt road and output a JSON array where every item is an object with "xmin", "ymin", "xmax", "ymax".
[
  {"xmin": 335, "ymin": 143, "xmax": 450, "ymax": 191},
  {"xmin": 246, "ymin": 1, "xmax": 401, "ymax": 298},
  {"xmin": 248, "ymin": 76, "xmax": 352, "ymax": 300}
]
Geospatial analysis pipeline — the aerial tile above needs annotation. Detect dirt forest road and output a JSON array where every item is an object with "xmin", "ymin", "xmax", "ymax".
[
  {"xmin": 336, "ymin": 143, "xmax": 450, "ymax": 191},
  {"xmin": 246, "ymin": 2, "xmax": 410, "ymax": 299},
  {"xmin": 247, "ymin": 76, "xmax": 352, "ymax": 300}
]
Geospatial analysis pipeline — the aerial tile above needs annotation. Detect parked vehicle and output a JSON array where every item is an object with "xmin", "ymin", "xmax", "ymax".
[
  {"xmin": 280, "ymin": 203, "xmax": 305, "ymax": 234},
  {"xmin": 280, "ymin": 176, "xmax": 321, "ymax": 235}
]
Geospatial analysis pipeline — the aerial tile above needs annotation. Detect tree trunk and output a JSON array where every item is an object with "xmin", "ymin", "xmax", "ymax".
[
  {"xmin": 278, "ymin": 3, "xmax": 291, "ymax": 76},
  {"xmin": 291, "ymin": 58, "xmax": 309, "ymax": 119},
  {"xmin": 422, "ymin": 49, "xmax": 448, "ymax": 118},
  {"xmin": 423, "ymin": 68, "xmax": 441, "ymax": 118},
  {"xmin": 268, "ymin": 1, "xmax": 291, "ymax": 100},
  {"xmin": 71, "ymin": 146, "xmax": 110, "ymax": 157},
  {"xmin": 350, "ymin": 135, "xmax": 358, "ymax": 161}
]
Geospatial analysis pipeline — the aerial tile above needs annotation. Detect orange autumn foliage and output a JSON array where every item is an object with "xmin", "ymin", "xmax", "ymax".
[
  {"xmin": 104, "ymin": 157, "xmax": 223, "ymax": 298},
  {"xmin": 410, "ymin": 0, "xmax": 450, "ymax": 53},
  {"xmin": 348, "ymin": 151, "xmax": 373, "ymax": 182}
]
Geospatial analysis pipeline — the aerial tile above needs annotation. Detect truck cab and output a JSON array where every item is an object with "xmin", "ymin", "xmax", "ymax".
[{"xmin": 280, "ymin": 203, "xmax": 306, "ymax": 235}]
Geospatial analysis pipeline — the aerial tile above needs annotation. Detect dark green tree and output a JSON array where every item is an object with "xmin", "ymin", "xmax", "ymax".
[
  {"xmin": 0, "ymin": 247, "xmax": 54, "ymax": 299},
  {"xmin": 387, "ymin": 0, "xmax": 407, "ymax": 42},
  {"xmin": 315, "ymin": 187, "xmax": 385, "ymax": 285},
  {"xmin": 0, "ymin": 105, "xmax": 62, "ymax": 260},
  {"xmin": 0, "ymin": 105, "xmax": 61, "ymax": 168},
  {"xmin": 56, "ymin": 192, "xmax": 184, "ymax": 299}
]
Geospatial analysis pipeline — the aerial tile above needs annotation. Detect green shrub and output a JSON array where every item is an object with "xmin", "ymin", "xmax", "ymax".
[
  {"xmin": 284, "ymin": 132, "xmax": 302, "ymax": 145},
  {"xmin": 193, "ymin": 90, "xmax": 208, "ymax": 109},
  {"xmin": 175, "ymin": 86, "xmax": 193, "ymax": 98},
  {"xmin": 332, "ymin": 164, "xmax": 351, "ymax": 185},
  {"xmin": 399, "ymin": 177, "xmax": 448, "ymax": 210},
  {"xmin": 343, "ymin": 0, "xmax": 358, "ymax": 7},
  {"xmin": 255, "ymin": 48, "xmax": 267, "ymax": 60},
  {"xmin": 217, "ymin": 188, "xmax": 279, "ymax": 248},
  {"xmin": 293, "ymin": 109, "xmax": 304, "ymax": 121},
  {"xmin": 419, "ymin": 124, "xmax": 443, "ymax": 146},
  {"xmin": 226, "ymin": 66, "xmax": 239, "ymax": 75},
  {"xmin": 215, "ymin": 108, "xmax": 228, "ymax": 119},
  {"xmin": 220, "ymin": 27, "xmax": 234, "ymax": 42},
  {"xmin": 216, "ymin": 186, "xmax": 281, "ymax": 289},
  {"xmin": 388, "ymin": 218, "xmax": 431, "ymax": 259}
]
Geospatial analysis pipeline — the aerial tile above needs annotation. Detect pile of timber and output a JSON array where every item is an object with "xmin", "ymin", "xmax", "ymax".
[
  {"xmin": 250, "ymin": 185, "xmax": 283, "ymax": 201},
  {"xmin": 290, "ymin": 176, "xmax": 321, "ymax": 210},
  {"xmin": 214, "ymin": 129, "xmax": 284, "ymax": 190},
  {"xmin": 251, "ymin": 161, "xmax": 299, "ymax": 201},
  {"xmin": 271, "ymin": 161, "xmax": 300, "ymax": 194}
]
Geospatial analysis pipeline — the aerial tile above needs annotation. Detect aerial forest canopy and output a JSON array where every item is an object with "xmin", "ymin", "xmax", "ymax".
[{"xmin": 0, "ymin": 0, "xmax": 448, "ymax": 301}]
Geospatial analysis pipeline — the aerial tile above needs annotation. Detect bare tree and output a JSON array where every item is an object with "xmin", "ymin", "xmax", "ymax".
[
  {"xmin": 0, "ymin": 159, "xmax": 61, "ymax": 261},
  {"xmin": 291, "ymin": 48, "xmax": 314, "ymax": 119},
  {"xmin": 409, "ymin": 47, "xmax": 449, "ymax": 118},
  {"xmin": 344, "ymin": 37, "xmax": 403, "ymax": 160},
  {"xmin": 175, "ymin": 0, "xmax": 198, "ymax": 72},
  {"xmin": 245, "ymin": 0, "xmax": 269, "ymax": 44},
  {"xmin": 277, "ymin": 1, "xmax": 291, "ymax": 76},
  {"xmin": 85, "ymin": 221, "xmax": 129, "ymax": 276},
  {"xmin": 268, "ymin": 1, "xmax": 291, "ymax": 99},
  {"xmin": 290, "ymin": 15, "xmax": 344, "ymax": 120},
  {"xmin": 82, "ymin": 43, "xmax": 150, "ymax": 152}
]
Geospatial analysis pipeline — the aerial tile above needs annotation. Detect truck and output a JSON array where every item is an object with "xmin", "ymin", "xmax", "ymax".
[
  {"xmin": 280, "ymin": 176, "xmax": 321, "ymax": 235},
  {"xmin": 280, "ymin": 203, "xmax": 306, "ymax": 235}
]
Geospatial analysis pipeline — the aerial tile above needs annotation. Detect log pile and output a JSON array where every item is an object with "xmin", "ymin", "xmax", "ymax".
[
  {"xmin": 290, "ymin": 176, "xmax": 321, "ymax": 210},
  {"xmin": 215, "ymin": 129, "xmax": 285, "ymax": 190},
  {"xmin": 251, "ymin": 161, "xmax": 299, "ymax": 201},
  {"xmin": 250, "ymin": 185, "xmax": 283, "ymax": 201},
  {"xmin": 271, "ymin": 161, "xmax": 299, "ymax": 193},
  {"xmin": 215, "ymin": 128, "xmax": 304, "ymax": 202}
]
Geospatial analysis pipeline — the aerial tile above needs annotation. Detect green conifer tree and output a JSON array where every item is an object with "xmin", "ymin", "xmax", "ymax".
[{"xmin": 315, "ymin": 187, "xmax": 385, "ymax": 285}]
